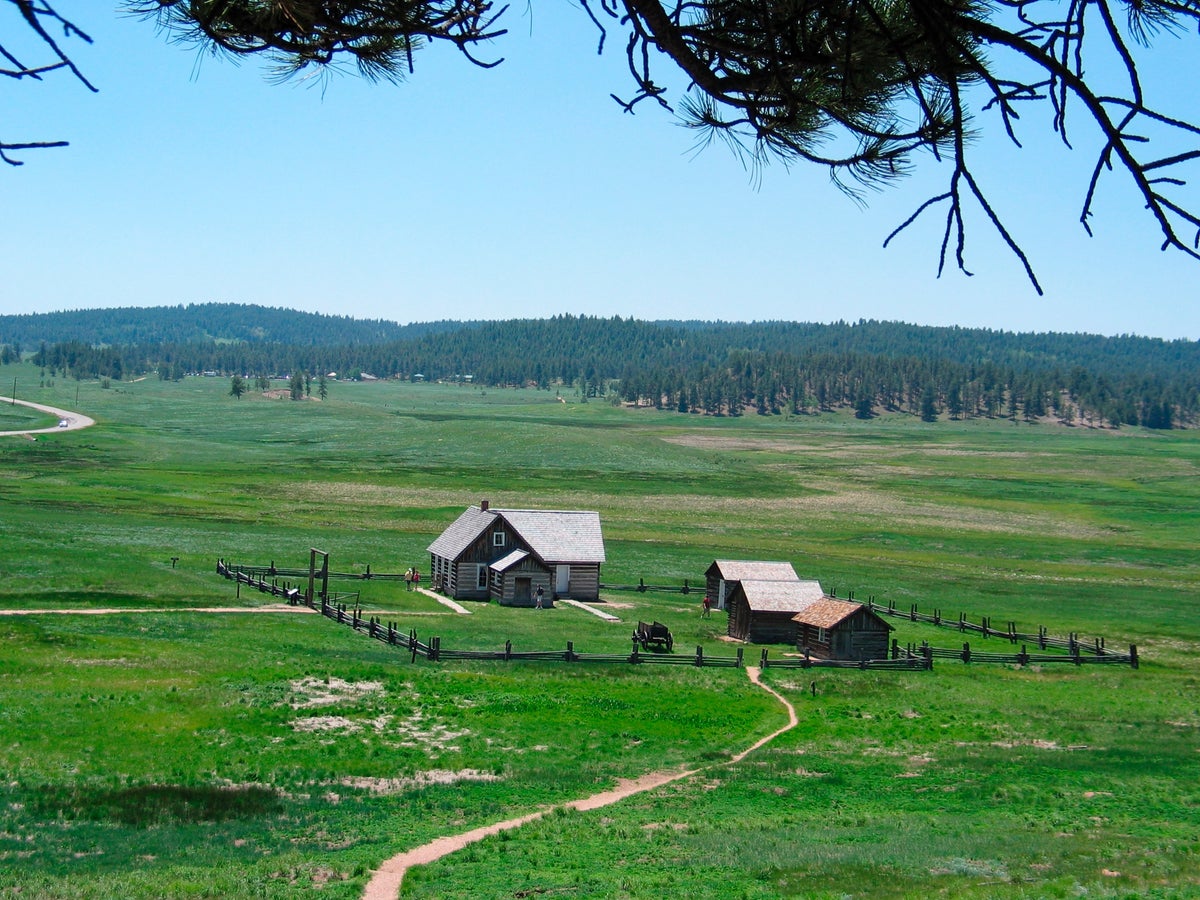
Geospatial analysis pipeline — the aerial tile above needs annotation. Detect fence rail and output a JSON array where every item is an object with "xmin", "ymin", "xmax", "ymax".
[
  {"xmin": 216, "ymin": 560, "xmax": 1137, "ymax": 672},
  {"xmin": 865, "ymin": 598, "xmax": 1138, "ymax": 668}
]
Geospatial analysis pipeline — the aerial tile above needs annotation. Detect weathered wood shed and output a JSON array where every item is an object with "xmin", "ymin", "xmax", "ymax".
[
  {"xmin": 428, "ymin": 500, "xmax": 605, "ymax": 605},
  {"xmin": 726, "ymin": 578, "xmax": 826, "ymax": 643},
  {"xmin": 793, "ymin": 599, "xmax": 893, "ymax": 661},
  {"xmin": 705, "ymin": 559, "xmax": 800, "ymax": 611}
]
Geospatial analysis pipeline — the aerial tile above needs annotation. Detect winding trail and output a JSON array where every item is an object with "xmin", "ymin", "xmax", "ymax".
[
  {"xmin": 361, "ymin": 665, "xmax": 797, "ymax": 900},
  {"xmin": 0, "ymin": 398, "xmax": 95, "ymax": 437}
]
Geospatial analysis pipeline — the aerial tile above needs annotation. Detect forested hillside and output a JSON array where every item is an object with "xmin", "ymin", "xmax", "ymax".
[
  {"xmin": 3, "ymin": 307, "xmax": 1197, "ymax": 428},
  {"xmin": 0, "ymin": 303, "xmax": 468, "ymax": 348}
]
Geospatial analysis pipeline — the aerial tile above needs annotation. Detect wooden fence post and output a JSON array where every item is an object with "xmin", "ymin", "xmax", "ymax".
[
  {"xmin": 694, "ymin": 645, "xmax": 704, "ymax": 667},
  {"xmin": 431, "ymin": 636, "xmax": 440, "ymax": 662},
  {"xmin": 760, "ymin": 648, "xmax": 769, "ymax": 669},
  {"xmin": 1130, "ymin": 645, "xmax": 1139, "ymax": 669},
  {"xmin": 1018, "ymin": 645, "xmax": 1029, "ymax": 666},
  {"xmin": 505, "ymin": 640, "xmax": 512, "ymax": 661},
  {"xmin": 736, "ymin": 647, "xmax": 744, "ymax": 668},
  {"xmin": 566, "ymin": 641, "xmax": 576, "ymax": 662},
  {"xmin": 961, "ymin": 642, "xmax": 971, "ymax": 663}
]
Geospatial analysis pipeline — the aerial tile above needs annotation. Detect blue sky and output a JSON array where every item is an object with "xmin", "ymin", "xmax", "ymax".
[{"xmin": 4, "ymin": 3, "xmax": 1199, "ymax": 339}]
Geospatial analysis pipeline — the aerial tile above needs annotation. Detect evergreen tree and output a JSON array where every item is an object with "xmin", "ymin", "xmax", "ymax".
[{"xmin": 920, "ymin": 385, "xmax": 938, "ymax": 423}]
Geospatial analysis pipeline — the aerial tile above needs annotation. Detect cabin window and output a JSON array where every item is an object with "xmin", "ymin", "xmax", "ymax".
[
  {"xmin": 477, "ymin": 566, "xmax": 488, "ymax": 590},
  {"xmin": 493, "ymin": 531, "xmax": 505, "ymax": 547},
  {"xmin": 817, "ymin": 627, "xmax": 828, "ymax": 644}
]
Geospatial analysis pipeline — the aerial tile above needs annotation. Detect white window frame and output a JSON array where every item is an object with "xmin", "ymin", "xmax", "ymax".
[
  {"xmin": 493, "ymin": 531, "xmax": 506, "ymax": 547},
  {"xmin": 477, "ymin": 565, "xmax": 489, "ymax": 590},
  {"xmin": 817, "ymin": 627, "xmax": 828, "ymax": 644}
]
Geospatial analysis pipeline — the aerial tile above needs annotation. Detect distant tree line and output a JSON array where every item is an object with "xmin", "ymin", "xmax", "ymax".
[{"xmin": 3, "ymin": 310, "xmax": 1197, "ymax": 428}]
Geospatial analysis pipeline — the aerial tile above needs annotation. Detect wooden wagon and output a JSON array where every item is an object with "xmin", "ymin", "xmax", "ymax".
[{"xmin": 634, "ymin": 620, "xmax": 674, "ymax": 652}]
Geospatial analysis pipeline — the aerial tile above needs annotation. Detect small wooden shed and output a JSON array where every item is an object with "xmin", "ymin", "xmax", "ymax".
[
  {"xmin": 705, "ymin": 560, "xmax": 800, "ymax": 611},
  {"xmin": 793, "ymin": 599, "xmax": 893, "ymax": 661},
  {"xmin": 725, "ymin": 578, "xmax": 826, "ymax": 643}
]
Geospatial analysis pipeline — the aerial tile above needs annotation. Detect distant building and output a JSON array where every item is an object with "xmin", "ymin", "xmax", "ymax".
[
  {"xmin": 428, "ymin": 500, "xmax": 605, "ymax": 605},
  {"xmin": 724, "ymin": 578, "xmax": 826, "ymax": 643},
  {"xmin": 793, "ymin": 599, "xmax": 892, "ymax": 660},
  {"xmin": 705, "ymin": 559, "xmax": 801, "ymax": 611}
]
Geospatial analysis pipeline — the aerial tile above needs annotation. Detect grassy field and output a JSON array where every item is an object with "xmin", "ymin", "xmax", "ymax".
[{"xmin": 1, "ymin": 365, "xmax": 1198, "ymax": 898}]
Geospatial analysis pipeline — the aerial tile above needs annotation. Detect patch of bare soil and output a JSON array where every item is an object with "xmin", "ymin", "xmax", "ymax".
[
  {"xmin": 288, "ymin": 677, "xmax": 385, "ymax": 709},
  {"xmin": 337, "ymin": 770, "xmax": 499, "ymax": 795}
]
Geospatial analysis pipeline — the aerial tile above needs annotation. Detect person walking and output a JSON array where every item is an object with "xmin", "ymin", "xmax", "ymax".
[
  {"xmin": 405, "ymin": 568, "xmax": 414, "ymax": 591},
  {"xmin": 701, "ymin": 594, "xmax": 712, "ymax": 618}
]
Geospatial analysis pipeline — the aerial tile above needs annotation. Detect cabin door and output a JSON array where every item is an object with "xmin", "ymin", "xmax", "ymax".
[
  {"xmin": 515, "ymin": 577, "xmax": 532, "ymax": 604},
  {"xmin": 555, "ymin": 565, "xmax": 570, "ymax": 595},
  {"xmin": 834, "ymin": 630, "xmax": 853, "ymax": 659}
]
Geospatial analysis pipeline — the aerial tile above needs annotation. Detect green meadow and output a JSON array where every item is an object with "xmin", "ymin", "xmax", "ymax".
[{"xmin": 1, "ymin": 366, "xmax": 1198, "ymax": 898}]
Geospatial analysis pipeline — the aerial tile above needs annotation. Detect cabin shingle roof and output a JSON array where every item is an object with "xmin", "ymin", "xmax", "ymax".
[
  {"xmin": 737, "ymin": 579, "xmax": 826, "ymax": 613},
  {"xmin": 792, "ymin": 598, "xmax": 863, "ymax": 629},
  {"xmin": 428, "ymin": 506, "xmax": 605, "ymax": 565},
  {"xmin": 710, "ymin": 560, "xmax": 800, "ymax": 582},
  {"xmin": 427, "ymin": 506, "xmax": 496, "ymax": 559},
  {"xmin": 490, "ymin": 549, "xmax": 530, "ymax": 572},
  {"xmin": 499, "ymin": 509, "xmax": 606, "ymax": 564}
]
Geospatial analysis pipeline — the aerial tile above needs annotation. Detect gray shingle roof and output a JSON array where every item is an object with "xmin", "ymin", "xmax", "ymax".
[
  {"xmin": 427, "ymin": 506, "xmax": 496, "ymax": 558},
  {"xmin": 710, "ymin": 560, "xmax": 800, "ymax": 582},
  {"xmin": 490, "ymin": 549, "xmax": 530, "ymax": 572},
  {"xmin": 428, "ymin": 506, "xmax": 605, "ymax": 565},
  {"xmin": 738, "ymin": 579, "xmax": 826, "ymax": 613},
  {"xmin": 498, "ymin": 509, "xmax": 605, "ymax": 564}
]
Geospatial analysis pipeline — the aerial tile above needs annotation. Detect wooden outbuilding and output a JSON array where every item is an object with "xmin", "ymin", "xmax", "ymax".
[
  {"xmin": 725, "ymin": 578, "xmax": 826, "ymax": 643},
  {"xmin": 427, "ymin": 500, "xmax": 605, "ymax": 605},
  {"xmin": 793, "ymin": 599, "xmax": 893, "ymax": 661},
  {"xmin": 705, "ymin": 559, "xmax": 800, "ymax": 611}
]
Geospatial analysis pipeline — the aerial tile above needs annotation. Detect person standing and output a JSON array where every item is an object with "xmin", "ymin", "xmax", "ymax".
[{"xmin": 535, "ymin": 585, "xmax": 544, "ymax": 609}]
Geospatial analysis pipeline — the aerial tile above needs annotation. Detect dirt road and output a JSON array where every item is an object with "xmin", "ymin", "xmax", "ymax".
[{"xmin": 0, "ymin": 398, "xmax": 95, "ymax": 437}]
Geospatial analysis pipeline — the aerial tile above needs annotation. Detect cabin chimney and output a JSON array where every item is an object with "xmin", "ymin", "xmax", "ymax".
[{"xmin": 480, "ymin": 499, "xmax": 489, "ymax": 511}]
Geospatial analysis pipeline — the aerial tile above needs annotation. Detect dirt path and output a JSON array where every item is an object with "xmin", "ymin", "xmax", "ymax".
[
  {"xmin": 361, "ymin": 665, "xmax": 797, "ymax": 900},
  {"xmin": 0, "ymin": 398, "xmax": 95, "ymax": 437}
]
